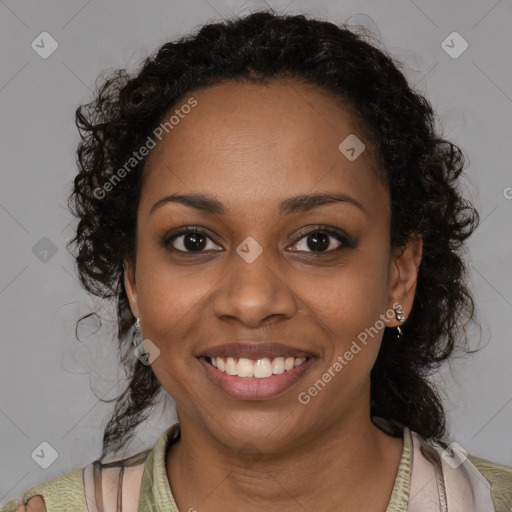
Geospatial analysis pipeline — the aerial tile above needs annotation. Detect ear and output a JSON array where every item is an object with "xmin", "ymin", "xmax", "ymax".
[
  {"xmin": 387, "ymin": 234, "xmax": 423, "ymax": 327},
  {"xmin": 123, "ymin": 258, "xmax": 140, "ymax": 319}
]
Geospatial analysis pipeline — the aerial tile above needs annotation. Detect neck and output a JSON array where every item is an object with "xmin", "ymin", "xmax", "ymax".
[{"xmin": 166, "ymin": 408, "xmax": 404, "ymax": 512}]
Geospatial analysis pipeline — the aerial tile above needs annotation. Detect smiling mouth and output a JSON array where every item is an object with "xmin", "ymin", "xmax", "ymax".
[{"xmin": 200, "ymin": 356, "xmax": 312, "ymax": 378}]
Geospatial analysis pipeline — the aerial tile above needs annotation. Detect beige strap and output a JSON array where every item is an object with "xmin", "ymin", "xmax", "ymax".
[
  {"xmin": 409, "ymin": 431, "xmax": 496, "ymax": 511},
  {"xmin": 83, "ymin": 453, "xmax": 148, "ymax": 512}
]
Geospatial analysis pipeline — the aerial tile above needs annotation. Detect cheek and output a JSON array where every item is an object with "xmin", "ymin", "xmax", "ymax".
[
  {"xmin": 308, "ymin": 299, "xmax": 384, "ymax": 387},
  {"xmin": 298, "ymin": 248, "xmax": 391, "ymax": 383},
  {"xmin": 304, "ymin": 253, "xmax": 390, "ymax": 336},
  {"xmin": 133, "ymin": 251, "xmax": 222, "ymax": 391},
  {"xmin": 137, "ymin": 268, "xmax": 210, "ymax": 346},
  {"xmin": 135, "ymin": 231, "xmax": 219, "ymax": 332}
]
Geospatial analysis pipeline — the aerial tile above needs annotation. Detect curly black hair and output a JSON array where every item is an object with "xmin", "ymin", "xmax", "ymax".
[{"xmin": 68, "ymin": 10, "xmax": 480, "ymax": 458}]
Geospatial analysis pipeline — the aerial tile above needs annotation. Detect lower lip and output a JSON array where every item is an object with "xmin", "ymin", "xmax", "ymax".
[{"xmin": 198, "ymin": 357, "xmax": 316, "ymax": 400}]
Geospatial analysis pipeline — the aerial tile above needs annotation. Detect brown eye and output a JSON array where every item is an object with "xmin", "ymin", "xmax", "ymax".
[
  {"xmin": 164, "ymin": 227, "xmax": 222, "ymax": 253},
  {"xmin": 288, "ymin": 227, "xmax": 353, "ymax": 254}
]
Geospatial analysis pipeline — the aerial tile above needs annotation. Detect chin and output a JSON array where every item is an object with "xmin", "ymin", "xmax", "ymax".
[{"xmin": 200, "ymin": 408, "xmax": 310, "ymax": 454}]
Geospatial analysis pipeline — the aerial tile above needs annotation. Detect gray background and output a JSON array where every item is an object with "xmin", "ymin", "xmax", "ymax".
[{"xmin": 1, "ymin": 0, "xmax": 511, "ymax": 503}]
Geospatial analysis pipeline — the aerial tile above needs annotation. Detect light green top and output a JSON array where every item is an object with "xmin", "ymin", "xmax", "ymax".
[{"xmin": 1, "ymin": 423, "xmax": 511, "ymax": 511}]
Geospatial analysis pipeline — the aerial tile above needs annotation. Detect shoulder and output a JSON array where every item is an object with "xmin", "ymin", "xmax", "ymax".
[
  {"xmin": 468, "ymin": 453, "xmax": 512, "ymax": 511},
  {"xmin": 1, "ymin": 425, "xmax": 174, "ymax": 512},
  {"xmin": 408, "ymin": 428, "xmax": 512, "ymax": 511},
  {"xmin": 0, "ymin": 468, "xmax": 86, "ymax": 512}
]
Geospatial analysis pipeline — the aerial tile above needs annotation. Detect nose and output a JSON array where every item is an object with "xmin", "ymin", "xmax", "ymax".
[{"xmin": 212, "ymin": 246, "xmax": 298, "ymax": 328}]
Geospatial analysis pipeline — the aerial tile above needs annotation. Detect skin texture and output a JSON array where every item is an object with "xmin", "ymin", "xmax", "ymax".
[{"xmin": 124, "ymin": 78, "xmax": 423, "ymax": 511}]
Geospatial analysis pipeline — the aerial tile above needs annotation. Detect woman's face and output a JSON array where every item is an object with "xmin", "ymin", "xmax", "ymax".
[{"xmin": 125, "ymin": 78, "xmax": 421, "ymax": 452}]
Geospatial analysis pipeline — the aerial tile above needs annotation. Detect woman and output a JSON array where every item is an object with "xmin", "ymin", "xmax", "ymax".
[{"xmin": 2, "ymin": 10, "xmax": 511, "ymax": 512}]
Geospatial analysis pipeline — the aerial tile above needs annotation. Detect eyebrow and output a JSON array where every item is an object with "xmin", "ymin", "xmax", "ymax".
[{"xmin": 149, "ymin": 192, "xmax": 367, "ymax": 216}]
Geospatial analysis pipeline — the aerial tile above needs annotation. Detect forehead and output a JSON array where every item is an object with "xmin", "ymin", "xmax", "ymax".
[{"xmin": 141, "ymin": 78, "xmax": 388, "ymax": 217}]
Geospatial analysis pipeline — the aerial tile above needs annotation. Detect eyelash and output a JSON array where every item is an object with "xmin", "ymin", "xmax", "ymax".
[{"xmin": 162, "ymin": 225, "xmax": 354, "ymax": 256}]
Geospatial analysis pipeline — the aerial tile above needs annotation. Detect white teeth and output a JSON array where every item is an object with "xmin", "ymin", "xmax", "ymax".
[
  {"xmin": 210, "ymin": 355, "xmax": 309, "ymax": 378},
  {"xmin": 225, "ymin": 357, "xmax": 238, "ymax": 375},
  {"xmin": 253, "ymin": 358, "xmax": 272, "ymax": 378},
  {"xmin": 272, "ymin": 357, "xmax": 285, "ymax": 375},
  {"xmin": 237, "ymin": 357, "xmax": 254, "ymax": 377}
]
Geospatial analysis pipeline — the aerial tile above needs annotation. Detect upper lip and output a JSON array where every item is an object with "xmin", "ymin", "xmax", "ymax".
[{"xmin": 199, "ymin": 342, "xmax": 315, "ymax": 360}]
